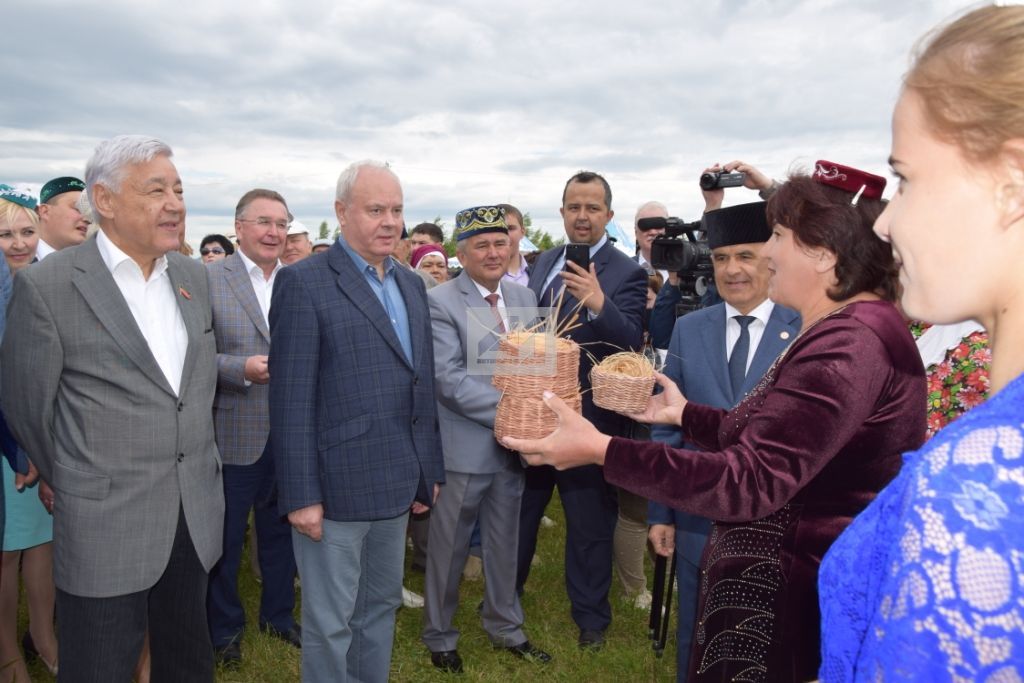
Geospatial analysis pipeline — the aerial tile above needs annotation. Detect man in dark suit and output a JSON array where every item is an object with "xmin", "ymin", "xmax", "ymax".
[
  {"xmin": 1, "ymin": 135, "xmax": 224, "ymax": 681},
  {"xmin": 422, "ymin": 206, "xmax": 549, "ymax": 672},
  {"xmin": 206, "ymin": 188, "xmax": 298, "ymax": 666},
  {"xmin": 648, "ymin": 200, "xmax": 800, "ymax": 680},
  {"xmin": 268, "ymin": 160, "xmax": 445, "ymax": 681},
  {"xmin": 517, "ymin": 171, "xmax": 647, "ymax": 649}
]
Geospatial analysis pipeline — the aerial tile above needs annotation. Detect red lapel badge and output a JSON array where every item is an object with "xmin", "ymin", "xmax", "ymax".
[{"xmin": 179, "ymin": 286, "xmax": 192, "ymax": 300}]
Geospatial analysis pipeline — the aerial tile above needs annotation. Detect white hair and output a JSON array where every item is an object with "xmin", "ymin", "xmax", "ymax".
[
  {"xmin": 634, "ymin": 200, "xmax": 669, "ymax": 225},
  {"xmin": 85, "ymin": 135, "xmax": 173, "ymax": 194},
  {"xmin": 335, "ymin": 159, "xmax": 398, "ymax": 202}
]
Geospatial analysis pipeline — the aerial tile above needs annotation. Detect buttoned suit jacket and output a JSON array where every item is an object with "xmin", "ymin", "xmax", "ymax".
[
  {"xmin": 0, "ymin": 235, "xmax": 224, "ymax": 598},
  {"xmin": 428, "ymin": 271, "xmax": 538, "ymax": 474},
  {"xmin": 207, "ymin": 253, "xmax": 274, "ymax": 465},
  {"xmin": 268, "ymin": 243, "xmax": 445, "ymax": 521},
  {"xmin": 648, "ymin": 301, "xmax": 801, "ymax": 562},
  {"xmin": 528, "ymin": 241, "xmax": 647, "ymax": 436}
]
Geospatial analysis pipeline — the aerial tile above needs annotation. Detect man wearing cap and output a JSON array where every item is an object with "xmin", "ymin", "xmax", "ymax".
[
  {"xmin": 517, "ymin": 170, "xmax": 647, "ymax": 650},
  {"xmin": 422, "ymin": 206, "xmax": 549, "ymax": 672},
  {"xmin": 647, "ymin": 169, "xmax": 799, "ymax": 679},
  {"xmin": 35, "ymin": 176, "xmax": 90, "ymax": 260},
  {"xmin": 206, "ymin": 188, "xmax": 299, "ymax": 666},
  {"xmin": 268, "ymin": 160, "xmax": 444, "ymax": 680},
  {"xmin": 282, "ymin": 221, "xmax": 312, "ymax": 265},
  {"xmin": 311, "ymin": 238, "xmax": 332, "ymax": 255}
]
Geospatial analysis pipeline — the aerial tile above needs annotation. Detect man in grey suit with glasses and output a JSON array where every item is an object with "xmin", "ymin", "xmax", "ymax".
[{"xmin": 0, "ymin": 135, "xmax": 224, "ymax": 682}]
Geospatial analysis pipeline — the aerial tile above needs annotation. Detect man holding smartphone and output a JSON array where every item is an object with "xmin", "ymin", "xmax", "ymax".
[{"xmin": 516, "ymin": 171, "xmax": 647, "ymax": 649}]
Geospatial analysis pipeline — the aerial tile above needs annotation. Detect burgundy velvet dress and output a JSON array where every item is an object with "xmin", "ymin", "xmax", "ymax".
[{"xmin": 604, "ymin": 301, "xmax": 926, "ymax": 682}]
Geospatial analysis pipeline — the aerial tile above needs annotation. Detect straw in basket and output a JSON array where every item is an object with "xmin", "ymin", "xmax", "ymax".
[{"xmin": 590, "ymin": 351, "xmax": 656, "ymax": 414}]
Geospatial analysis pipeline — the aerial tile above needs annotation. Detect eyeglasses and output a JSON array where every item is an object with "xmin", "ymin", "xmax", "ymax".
[
  {"xmin": 238, "ymin": 217, "xmax": 290, "ymax": 231},
  {"xmin": 200, "ymin": 248, "xmax": 225, "ymax": 256}
]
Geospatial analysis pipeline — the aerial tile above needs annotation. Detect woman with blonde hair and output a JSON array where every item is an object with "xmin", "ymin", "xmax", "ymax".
[
  {"xmin": 818, "ymin": 5, "xmax": 1024, "ymax": 679},
  {"xmin": 0, "ymin": 186, "xmax": 58, "ymax": 679}
]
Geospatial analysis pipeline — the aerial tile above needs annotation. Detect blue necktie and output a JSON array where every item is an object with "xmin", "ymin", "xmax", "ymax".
[{"xmin": 729, "ymin": 315, "xmax": 755, "ymax": 398}]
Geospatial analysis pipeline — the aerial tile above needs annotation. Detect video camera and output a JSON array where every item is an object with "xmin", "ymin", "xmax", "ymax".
[{"xmin": 641, "ymin": 216, "xmax": 713, "ymax": 316}]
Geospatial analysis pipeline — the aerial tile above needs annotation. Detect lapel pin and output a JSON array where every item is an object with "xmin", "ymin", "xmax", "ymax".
[
  {"xmin": 179, "ymin": 286, "xmax": 192, "ymax": 300},
  {"xmin": 780, "ymin": 331, "xmax": 790, "ymax": 340}
]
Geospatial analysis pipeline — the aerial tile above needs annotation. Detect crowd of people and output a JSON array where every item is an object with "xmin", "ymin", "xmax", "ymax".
[{"xmin": 0, "ymin": 5, "xmax": 1022, "ymax": 682}]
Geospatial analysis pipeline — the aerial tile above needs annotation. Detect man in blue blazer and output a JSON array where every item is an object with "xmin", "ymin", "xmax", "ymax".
[
  {"xmin": 268, "ymin": 161, "xmax": 445, "ymax": 682},
  {"xmin": 648, "ymin": 200, "xmax": 800, "ymax": 680},
  {"xmin": 517, "ymin": 171, "xmax": 647, "ymax": 649}
]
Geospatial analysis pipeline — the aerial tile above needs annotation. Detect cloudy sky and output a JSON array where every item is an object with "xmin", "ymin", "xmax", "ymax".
[{"xmin": 2, "ymin": 0, "xmax": 974, "ymax": 246}]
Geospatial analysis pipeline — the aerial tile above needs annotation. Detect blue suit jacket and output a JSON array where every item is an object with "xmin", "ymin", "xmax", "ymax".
[
  {"xmin": 648, "ymin": 302, "xmax": 800, "ymax": 560},
  {"xmin": 528, "ymin": 241, "xmax": 647, "ymax": 436},
  {"xmin": 268, "ymin": 243, "xmax": 445, "ymax": 521}
]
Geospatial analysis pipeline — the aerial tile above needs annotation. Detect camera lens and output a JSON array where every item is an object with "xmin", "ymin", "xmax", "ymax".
[{"xmin": 699, "ymin": 172, "xmax": 719, "ymax": 191}]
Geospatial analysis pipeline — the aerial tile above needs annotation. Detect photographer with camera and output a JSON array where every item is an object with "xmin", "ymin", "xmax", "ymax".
[{"xmin": 648, "ymin": 161, "xmax": 780, "ymax": 349}]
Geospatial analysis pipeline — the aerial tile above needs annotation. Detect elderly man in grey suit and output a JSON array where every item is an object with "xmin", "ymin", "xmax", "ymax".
[
  {"xmin": 206, "ymin": 188, "xmax": 300, "ymax": 666},
  {"xmin": 422, "ymin": 207, "xmax": 551, "ymax": 673},
  {"xmin": 0, "ymin": 135, "xmax": 224, "ymax": 681}
]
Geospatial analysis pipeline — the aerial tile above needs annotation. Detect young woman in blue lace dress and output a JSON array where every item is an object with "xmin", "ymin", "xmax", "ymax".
[{"xmin": 818, "ymin": 5, "xmax": 1024, "ymax": 681}]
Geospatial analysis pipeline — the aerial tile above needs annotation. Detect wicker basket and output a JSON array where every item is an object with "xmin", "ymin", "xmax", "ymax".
[
  {"xmin": 491, "ymin": 331, "xmax": 582, "ymax": 441},
  {"xmin": 591, "ymin": 367, "xmax": 655, "ymax": 413},
  {"xmin": 494, "ymin": 393, "xmax": 583, "ymax": 441},
  {"xmin": 492, "ymin": 333, "xmax": 579, "ymax": 394}
]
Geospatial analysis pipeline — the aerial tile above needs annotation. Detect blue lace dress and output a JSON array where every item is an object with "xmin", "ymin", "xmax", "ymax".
[{"xmin": 819, "ymin": 371, "xmax": 1024, "ymax": 681}]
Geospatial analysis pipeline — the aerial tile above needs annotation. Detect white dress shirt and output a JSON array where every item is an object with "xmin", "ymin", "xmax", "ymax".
[
  {"xmin": 724, "ymin": 298, "xmax": 776, "ymax": 374},
  {"xmin": 236, "ymin": 249, "xmax": 282, "ymax": 326},
  {"xmin": 96, "ymin": 230, "xmax": 188, "ymax": 395},
  {"xmin": 35, "ymin": 239, "xmax": 57, "ymax": 261}
]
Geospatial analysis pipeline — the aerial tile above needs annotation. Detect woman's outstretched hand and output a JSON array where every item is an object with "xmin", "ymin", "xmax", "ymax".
[{"xmin": 623, "ymin": 372, "xmax": 687, "ymax": 426}]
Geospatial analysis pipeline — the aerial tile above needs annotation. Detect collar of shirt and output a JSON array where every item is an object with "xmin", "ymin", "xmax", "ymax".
[
  {"xmin": 723, "ymin": 298, "xmax": 775, "ymax": 327},
  {"xmin": 337, "ymin": 232, "xmax": 394, "ymax": 281},
  {"xmin": 236, "ymin": 248, "xmax": 281, "ymax": 282},
  {"xmin": 471, "ymin": 277, "xmax": 502, "ymax": 301},
  {"xmin": 96, "ymin": 229, "xmax": 169, "ymax": 282},
  {"xmin": 35, "ymin": 239, "xmax": 57, "ymax": 261}
]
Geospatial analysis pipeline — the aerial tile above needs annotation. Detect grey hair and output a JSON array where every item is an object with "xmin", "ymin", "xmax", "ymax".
[
  {"xmin": 85, "ymin": 135, "xmax": 173, "ymax": 193},
  {"xmin": 634, "ymin": 201, "xmax": 668, "ymax": 225},
  {"xmin": 335, "ymin": 159, "xmax": 398, "ymax": 202}
]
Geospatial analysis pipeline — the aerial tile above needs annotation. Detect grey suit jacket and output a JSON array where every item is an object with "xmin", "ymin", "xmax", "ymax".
[
  {"xmin": 0, "ymin": 235, "xmax": 224, "ymax": 598},
  {"xmin": 428, "ymin": 271, "xmax": 538, "ymax": 474},
  {"xmin": 208, "ymin": 253, "xmax": 273, "ymax": 465}
]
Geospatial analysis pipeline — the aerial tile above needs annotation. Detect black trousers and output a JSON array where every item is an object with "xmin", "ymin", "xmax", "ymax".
[{"xmin": 57, "ymin": 506, "xmax": 214, "ymax": 683}]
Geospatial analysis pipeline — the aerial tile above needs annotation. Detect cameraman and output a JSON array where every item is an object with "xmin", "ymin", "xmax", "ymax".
[{"xmin": 648, "ymin": 161, "xmax": 779, "ymax": 348}]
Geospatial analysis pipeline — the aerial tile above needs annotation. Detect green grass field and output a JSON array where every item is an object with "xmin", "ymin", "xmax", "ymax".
[{"xmin": 17, "ymin": 497, "xmax": 676, "ymax": 682}]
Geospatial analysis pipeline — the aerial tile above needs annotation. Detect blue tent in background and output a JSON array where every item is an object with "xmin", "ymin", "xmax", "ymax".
[
  {"xmin": 604, "ymin": 219, "xmax": 636, "ymax": 256},
  {"xmin": 519, "ymin": 233, "xmax": 538, "ymax": 252}
]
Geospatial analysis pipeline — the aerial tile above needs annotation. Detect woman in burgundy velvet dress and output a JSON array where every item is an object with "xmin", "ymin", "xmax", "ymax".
[{"xmin": 504, "ymin": 165, "xmax": 927, "ymax": 682}]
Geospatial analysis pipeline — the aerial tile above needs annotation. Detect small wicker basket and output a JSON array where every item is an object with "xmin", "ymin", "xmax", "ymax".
[{"xmin": 590, "ymin": 352, "xmax": 656, "ymax": 414}]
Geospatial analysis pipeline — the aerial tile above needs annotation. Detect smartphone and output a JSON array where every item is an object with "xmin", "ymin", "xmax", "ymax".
[{"xmin": 564, "ymin": 243, "xmax": 590, "ymax": 273}]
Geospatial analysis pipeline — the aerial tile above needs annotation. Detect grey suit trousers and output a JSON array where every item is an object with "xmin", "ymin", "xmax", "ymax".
[{"xmin": 422, "ymin": 461, "xmax": 526, "ymax": 652}]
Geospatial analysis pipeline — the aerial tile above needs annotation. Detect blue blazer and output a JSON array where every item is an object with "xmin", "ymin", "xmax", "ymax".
[
  {"xmin": 528, "ymin": 241, "xmax": 647, "ymax": 436},
  {"xmin": 648, "ymin": 302, "xmax": 800, "ymax": 560},
  {"xmin": 268, "ymin": 243, "xmax": 445, "ymax": 522}
]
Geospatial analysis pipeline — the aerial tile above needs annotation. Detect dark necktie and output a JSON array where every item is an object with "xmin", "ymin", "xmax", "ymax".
[
  {"xmin": 484, "ymin": 293, "xmax": 506, "ymax": 333},
  {"xmin": 728, "ymin": 315, "xmax": 755, "ymax": 398}
]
